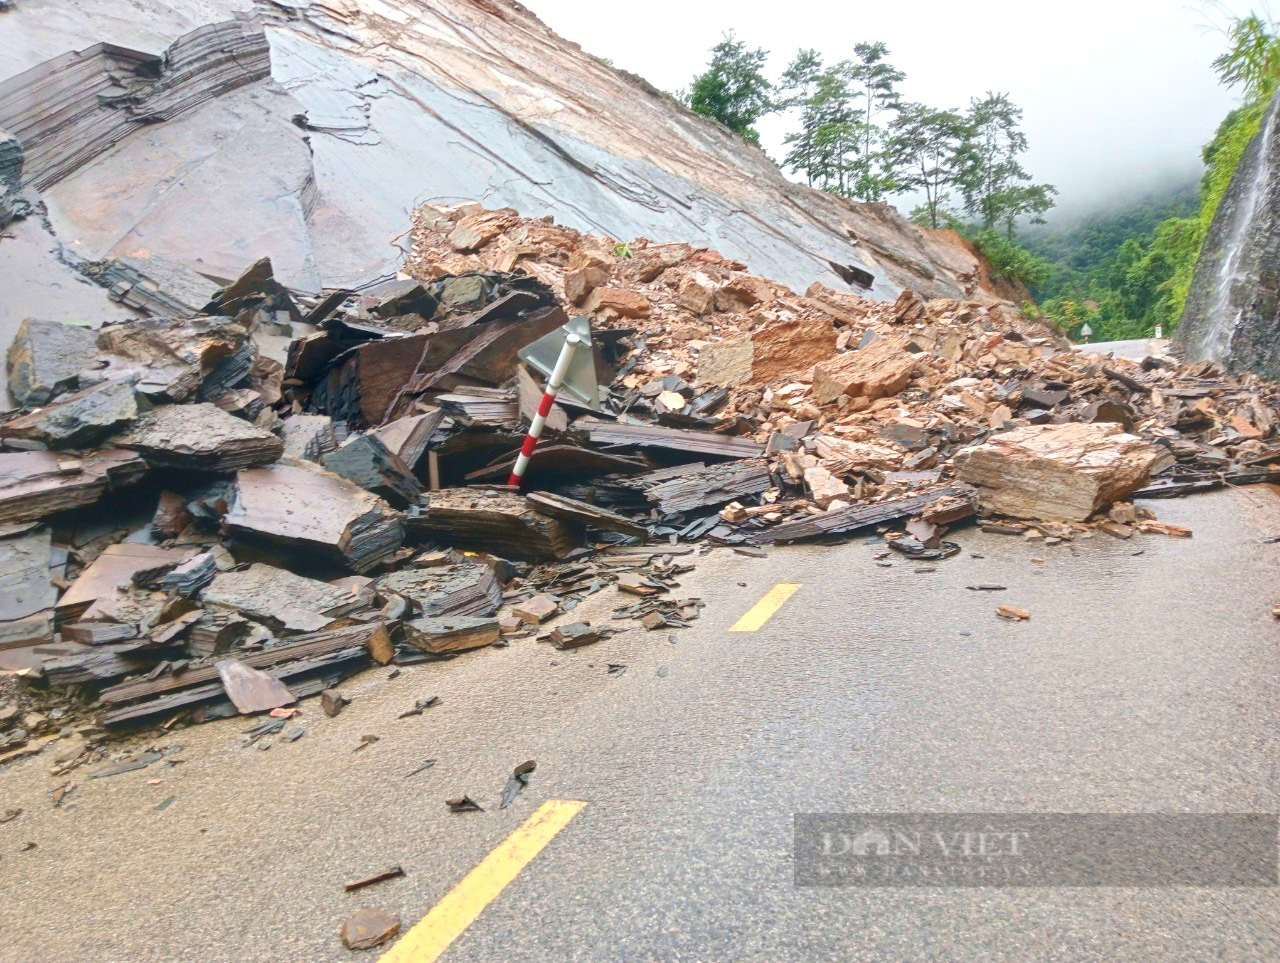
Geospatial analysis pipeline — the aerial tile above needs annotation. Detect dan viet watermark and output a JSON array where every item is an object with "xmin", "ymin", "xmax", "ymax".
[{"xmin": 794, "ymin": 814, "xmax": 1279, "ymax": 887}]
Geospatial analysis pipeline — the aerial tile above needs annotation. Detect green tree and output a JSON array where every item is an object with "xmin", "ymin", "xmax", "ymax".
[
  {"xmin": 1212, "ymin": 12, "xmax": 1280, "ymax": 99},
  {"xmin": 998, "ymin": 182, "xmax": 1058, "ymax": 239},
  {"xmin": 970, "ymin": 229, "xmax": 1052, "ymax": 288},
  {"xmin": 1022, "ymin": 183, "xmax": 1199, "ymax": 339},
  {"xmin": 779, "ymin": 49, "xmax": 826, "ymax": 185},
  {"xmin": 687, "ymin": 32, "xmax": 774, "ymax": 143},
  {"xmin": 885, "ymin": 103, "xmax": 969, "ymax": 227},
  {"xmin": 956, "ymin": 92, "xmax": 1056, "ymax": 238},
  {"xmin": 846, "ymin": 42, "xmax": 905, "ymax": 201},
  {"xmin": 809, "ymin": 67, "xmax": 863, "ymax": 195}
]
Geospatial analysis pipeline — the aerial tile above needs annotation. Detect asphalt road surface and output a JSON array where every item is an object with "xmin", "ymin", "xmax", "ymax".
[{"xmin": 4, "ymin": 488, "xmax": 1280, "ymax": 962}]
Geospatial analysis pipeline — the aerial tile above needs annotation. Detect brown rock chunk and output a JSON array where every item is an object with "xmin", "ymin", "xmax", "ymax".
[
  {"xmin": 448, "ymin": 209, "xmax": 515, "ymax": 252},
  {"xmin": 512, "ymin": 595, "xmax": 559, "ymax": 624},
  {"xmin": 812, "ymin": 337, "xmax": 916, "ymax": 404},
  {"xmin": 402, "ymin": 615, "xmax": 500, "ymax": 654},
  {"xmin": 321, "ymin": 689, "xmax": 347, "ymax": 717},
  {"xmin": 803, "ymin": 466, "xmax": 851, "ymax": 510},
  {"xmin": 891, "ymin": 289, "xmax": 930, "ymax": 324},
  {"xmin": 56, "ymin": 543, "xmax": 192, "ymax": 622},
  {"xmin": 803, "ymin": 283, "xmax": 874, "ymax": 325},
  {"xmin": 750, "ymin": 317, "xmax": 837, "ymax": 384},
  {"xmin": 151, "ymin": 490, "xmax": 193, "ymax": 540},
  {"xmin": 201, "ymin": 564, "xmax": 368, "ymax": 634},
  {"xmin": 95, "ymin": 316, "xmax": 254, "ymax": 403},
  {"xmin": 113, "ymin": 403, "xmax": 283, "ymax": 472},
  {"xmin": 366, "ymin": 623, "xmax": 396, "ymax": 666},
  {"xmin": 696, "ymin": 335, "xmax": 753, "ymax": 387},
  {"xmin": 376, "ymin": 563, "xmax": 502, "ymax": 618},
  {"xmin": 698, "ymin": 318, "xmax": 837, "ymax": 387},
  {"xmin": 547, "ymin": 621, "xmax": 603, "ymax": 649},
  {"xmin": 714, "ymin": 275, "xmax": 775, "ymax": 312},
  {"xmin": 6, "ymin": 319, "xmax": 97, "ymax": 406},
  {"xmin": 582, "ymin": 287, "xmax": 650, "ymax": 318},
  {"xmin": 956, "ymin": 423, "xmax": 1160, "ymax": 522},
  {"xmin": 678, "ymin": 273, "xmax": 719, "ymax": 315},
  {"xmin": 812, "ymin": 436, "xmax": 902, "ymax": 472},
  {"xmin": 996, "ymin": 605, "xmax": 1032, "ymax": 622},
  {"xmin": 523, "ymin": 492, "xmax": 647, "ymax": 538},
  {"xmin": 340, "ymin": 909, "xmax": 401, "ymax": 951},
  {"xmin": 369, "ymin": 411, "xmax": 440, "ymax": 470},
  {"xmin": 0, "ymin": 449, "xmax": 146, "ymax": 525},
  {"xmin": 562, "ymin": 251, "xmax": 612, "ymax": 304},
  {"xmin": 408, "ymin": 489, "xmax": 580, "ymax": 562}
]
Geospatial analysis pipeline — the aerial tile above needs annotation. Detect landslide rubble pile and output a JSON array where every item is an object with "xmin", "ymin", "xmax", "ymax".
[{"xmin": 3, "ymin": 204, "xmax": 1277, "ymax": 767}]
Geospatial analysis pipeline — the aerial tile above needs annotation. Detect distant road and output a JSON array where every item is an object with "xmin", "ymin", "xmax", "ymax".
[{"xmin": 1073, "ymin": 337, "xmax": 1171, "ymax": 361}]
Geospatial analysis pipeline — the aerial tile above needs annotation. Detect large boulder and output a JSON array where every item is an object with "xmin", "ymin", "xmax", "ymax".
[{"xmin": 956, "ymin": 423, "xmax": 1160, "ymax": 522}]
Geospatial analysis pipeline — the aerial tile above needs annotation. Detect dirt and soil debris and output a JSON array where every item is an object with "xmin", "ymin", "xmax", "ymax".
[{"xmin": 2, "ymin": 203, "xmax": 1277, "ymax": 775}]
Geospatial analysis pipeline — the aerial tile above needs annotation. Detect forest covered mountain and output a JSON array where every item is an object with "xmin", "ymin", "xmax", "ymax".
[{"xmin": 1022, "ymin": 183, "xmax": 1200, "ymax": 340}]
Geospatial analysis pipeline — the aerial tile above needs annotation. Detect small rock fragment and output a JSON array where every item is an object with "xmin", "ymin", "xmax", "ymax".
[
  {"xmin": 340, "ymin": 908, "xmax": 401, "ymax": 951},
  {"xmin": 321, "ymin": 689, "xmax": 348, "ymax": 718},
  {"xmin": 512, "ymin": 594, "xmax": 559, "ymax": 624},
  {"xmin": 995, "ymin": 605, "xmax": 1032, "ymax": 622}
]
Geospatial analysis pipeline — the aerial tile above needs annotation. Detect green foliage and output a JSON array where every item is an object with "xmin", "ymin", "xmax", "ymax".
[
  {"xmin": 969, "ymin": 229, "xmax": 1052, "ymax": 289},
  {"xmin": 1162, "ymin": 99, "xmax": 1269, "ymax": 322},
  {"xmin": 954, "ymin": 92, "xmax": 1057, "ymax": 237},
  {"xmin": 846, "ymin": 42, "xmax": 905, "ymax": 201},
  {"xmin": 1212, "ymin": 12, "xmax": 1280, "ymax": 99},
  {"xmin": 778, "ymin": 49, "xmax": 833, "ymax": 187},
  {"xmin": 687, "ymin": 32, "xmax": 774, "ymax": 143},
  {"xmin": 1023, "ymin": 185, "xmax": 1198, "ymax": 340},
  {"xmin": 777, "ymin": 43, "xmax": 907, "ymax": 199},
  {"xmin": 1016, "ymin": 8, "xmax": 1280, "ymax": 341},
  {"xmin": 1155, "ymin": 9, "xmax": 1280, "ymax": 327},
  {"xmin": 887, "ymin": 103, "xmax": 969, "ymax": 227}
]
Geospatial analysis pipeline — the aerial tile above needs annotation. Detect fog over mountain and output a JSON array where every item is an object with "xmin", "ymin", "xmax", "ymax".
[{"xmin": 527, "ymin": 0, "xmax": 1253, "ymax": 219}]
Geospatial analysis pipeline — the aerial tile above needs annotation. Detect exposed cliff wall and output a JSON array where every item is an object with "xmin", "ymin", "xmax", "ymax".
[
  {"xmin": 0, "ymin": 0, "xmax": 1014, "ymax": 337},
  {"xmin": 1179, "ymin": 87, "xmax": 1280, "ymax": 376}
]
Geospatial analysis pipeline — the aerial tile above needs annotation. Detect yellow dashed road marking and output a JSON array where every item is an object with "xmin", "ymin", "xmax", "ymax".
[
  {"xmin": 729, "ymin": 583, "xmax": 801, "ymax": 632},
  {"xmin": 379, "ymin": 800, "xmax": 587, "ymax": 963}
]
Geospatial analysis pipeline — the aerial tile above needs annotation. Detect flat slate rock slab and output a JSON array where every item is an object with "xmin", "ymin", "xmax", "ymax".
[{"xmin": 112, "ymin": 403, "xmax": 283, "ymax": 472}]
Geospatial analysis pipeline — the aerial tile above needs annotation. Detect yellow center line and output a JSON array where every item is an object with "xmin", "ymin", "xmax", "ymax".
[
  {"xmin": 729, "ymin": 583, "xmax": 801, "ymax": 632},
  {"xmin": 379, "ymin": 799, "xmax": 586, "ymax": 963}
]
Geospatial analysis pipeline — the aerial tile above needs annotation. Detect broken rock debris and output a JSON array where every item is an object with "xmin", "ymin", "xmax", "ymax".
[{"xmin": 0, "ymin": 203, "xmax": 1268, "ymax": 757}]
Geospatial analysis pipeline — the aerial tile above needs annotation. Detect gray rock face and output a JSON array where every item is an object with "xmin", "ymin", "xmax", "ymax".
[
  {"xmin": 5, "ymin": 318, "xmax": 96, "ymax": 405},
  {"xmin": 112, "ymin": 403, "xmax": 284, "ymax": 472},
  {"xmin": 0, "ymin": 0, "xmax": 1015, "ymax": 340},
  {"xmin": 0, "ymin": 127, "xmax": 22, "ymax": 226},
  {"xmin": 1180, "ymin": 89, "xmax": 1280, "ymax": 376},
  {"xmin": 0, "ymin": 378, "xmax": 137, "ymax": 449}
]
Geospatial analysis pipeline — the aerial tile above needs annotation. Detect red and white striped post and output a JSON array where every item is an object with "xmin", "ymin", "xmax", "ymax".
[{"xmin": 507, "ymin": 331, "xmax": 583, "ymax": 488}]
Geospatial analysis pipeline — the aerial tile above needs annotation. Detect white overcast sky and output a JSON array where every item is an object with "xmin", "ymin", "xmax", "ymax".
[{"xmin": 524, "ymin": 0, "xmax": 1263, "ymax": 220}]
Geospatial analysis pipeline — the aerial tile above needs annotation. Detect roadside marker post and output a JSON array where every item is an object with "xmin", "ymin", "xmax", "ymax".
[{"xmin": 508, "ymin": 317, "xmax": 600, "ymax": 488}]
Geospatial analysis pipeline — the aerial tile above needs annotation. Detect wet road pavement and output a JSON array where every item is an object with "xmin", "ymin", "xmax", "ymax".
[{"xmin": 4, "ymin": 488, "xmax": 1280, "ymax": 962}]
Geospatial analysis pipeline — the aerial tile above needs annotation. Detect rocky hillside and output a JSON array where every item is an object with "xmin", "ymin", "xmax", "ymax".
[{"xmin": 0, "ymin": 0, "xmax": 1016, "ymax": 378}]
